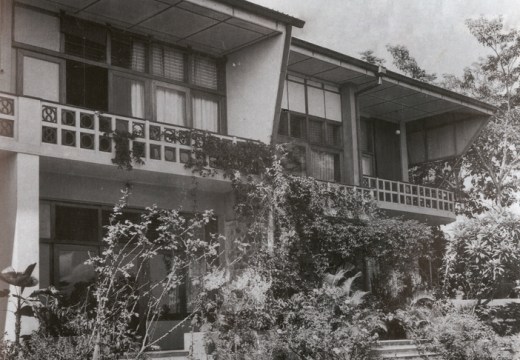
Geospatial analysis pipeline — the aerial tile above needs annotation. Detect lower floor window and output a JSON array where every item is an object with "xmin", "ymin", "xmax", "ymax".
[
  {"xmin": 309, "ymin": 149, "xmax": 340, "ymax": 182},
  {"xmin": 39, "ymin": 201, "xmax": 217, "ymax": 316}
]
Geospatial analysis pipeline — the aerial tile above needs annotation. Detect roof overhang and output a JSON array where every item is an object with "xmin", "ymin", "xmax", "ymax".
[
  {"xmin": 17, "ymin": 0, "xmax": 304, "ymax": 56},
  {"xmin": 289, "ymin": 38, "xmax": 496, "ymax": 123}
]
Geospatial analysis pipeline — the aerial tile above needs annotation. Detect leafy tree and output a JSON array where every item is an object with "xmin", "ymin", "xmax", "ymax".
[
  {"xmin": 412, "ymin": 17, "xmax": 520, "ymax": 215},
  {"xmin": 359, "ymin": 50, "xmax": 386, "ymax": 66},
  {"xmin": 386, "ymin": 44, "xmax": 437, "ymax": 82},
  {"xmin": 443, "ymin": 209, "xmax": 520, "ymax": 302},
  {"xmin": 197, "ymin": 158, "xmax": 435, "ymax": 358}
]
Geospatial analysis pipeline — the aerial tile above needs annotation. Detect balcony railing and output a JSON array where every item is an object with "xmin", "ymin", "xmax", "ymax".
[
  {"xmin": 39, "ymin": 101, "xmax": 246, "ymax": 168},
  {"xmin": 0, "ymin": 94, "xmax": 16, "ymax": 138},
  {"xmin": 0, "ymin": 92, "xmax": 456, "ymax": 220},
  {"xmin": 362, "ymin": 176, "xmax": 455, "ymax": 214}
]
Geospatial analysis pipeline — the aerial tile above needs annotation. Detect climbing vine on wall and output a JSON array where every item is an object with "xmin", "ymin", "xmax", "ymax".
[
  {"xmin": 109, "ymin": 130, "xmax": 145, "ymax": 171},
  {"xmin": 184, "ymin": 130, "xmax": 275, "ymax": 178}
]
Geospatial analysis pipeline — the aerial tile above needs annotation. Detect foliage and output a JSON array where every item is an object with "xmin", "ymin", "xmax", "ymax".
[
  {"xmin": 191, "ymin": 158, "xmax": 435, "ymax": 358},
  {"xmin": 413, "ymin": 306, "xmax": 511, "ymax": 360},
  {"xmin": 359, "ymin": 50, "xmax": 386, "ymax": 66},
  {"xmin": 109, "ymin": 130, "xmax": 145, "ymax": 171},
  {"xmin": 19, "ymin": 333, "xmax": 92, "ymax": 360},
  {"xmin": 82, "ymin": 189, "xmax": 220, "ymax": 359},
  {"xmin": 186, "ymin": 130, "xmax": 274, "ymax": 178},
  {"xmin": 412, "ymin": 17, "xmax": 520, "ymax": 214},
  {"xmin": 477, "ymin": 302, "xmax": 520, "ymax": 336},
  {"xmin": 199, "ymin": 268, "xmax": 384, "ymax": 360},
  {"xmin": 0, "ymin": 263, "xmax": 39, "ymax": 348},
  {"xmin": 443, "ymin": 209, "xmax": 520, "ymax": 301},
  {"xmin": 386, "ymin": 44, "xmax": 437, "ymax": 82},
  {"xmin": 0, "ymin": 338, "xmax": 14, "ymax": 360}
]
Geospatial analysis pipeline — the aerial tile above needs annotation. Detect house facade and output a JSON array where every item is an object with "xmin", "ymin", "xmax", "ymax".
[{"xmin": 0, "ymin": 0, "xmax": 494, "ymax": 355}]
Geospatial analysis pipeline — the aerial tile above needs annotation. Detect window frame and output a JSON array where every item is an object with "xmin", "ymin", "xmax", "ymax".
[
  {"xmin": 13, "ymin": 13, "xmax": 227, "ymax": 132},
  {"xmin": 40, "ymin": 200, "xmax": 218, "ymax": 319}
]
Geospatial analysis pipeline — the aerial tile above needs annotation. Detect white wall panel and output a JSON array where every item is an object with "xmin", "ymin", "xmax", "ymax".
[
  {"xmin": 23, "ymin": 57, "xmax": 60, "ymax": 101},
  {"xmin": 15, "ymin": 6, "xmax": 60, "ymax": 51}
]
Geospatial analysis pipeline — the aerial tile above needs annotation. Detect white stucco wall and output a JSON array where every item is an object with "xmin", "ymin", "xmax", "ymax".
[
  {"xmin": 226, "ymin": 32, "xmax": 287, "ymax": 143},
  {"xmin": 0, "ymin": 152, "xmax": 40, "ymax": 340}
]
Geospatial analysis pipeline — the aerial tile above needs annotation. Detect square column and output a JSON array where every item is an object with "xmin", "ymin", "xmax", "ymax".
[
  {"xmin": 340, "ymin": 85, "xmax": 361, "ymax": 185},
  {"xmin": 0, "ymin": 152, "xmax": 39, "ymax": 340}
]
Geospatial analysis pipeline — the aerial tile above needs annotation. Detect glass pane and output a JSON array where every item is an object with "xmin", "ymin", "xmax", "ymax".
[
  {"xmin": 57, "ymin": 247, "xmax": 97, "ymax": 301},
  {"xmin": 360, "ymin": 119, "xmax": 373, "ymax": 152},
  {"xmin": 23, "ymin": 57, "xmax": 60, "ymax": 102},
  {"xmin": 324, "ymin": 90, "xmax": 341, "ymax": 121},
  {"xmin": 192, "ymin": 95, "xmax": 219, "ymax": 132},
  {"xmin": 149, "ymin": 254, "xmax": 184, "ymax": 316},
  {"xmin": 39, "ymin": 243, "xmax": 51, "ymax": 289},
  {"xmin": 290, "ymin": 114, "xmax": 305, "ymax": 139},
  {"xmin": 152, "ymin": 45, "xmax": 185, "ymax": 82},
  {"xmin": 112, "ymin": 75, "xmax": 145, "ymax": 118},
  {"xmin": 287, "ymin": 81, "xmax": 305, "ymax": 113},
  {"xmin": 66, "ymin": 60, "xmax": 108, "ymax": 111},
  {"xmin": 307, "ymin": 86, "xmax": 325, "ymax": 118},
  {"xmin": 55, "ymin": 205, "xmax": 99, "ymax": 242},
  {"xmin": 327, "ymin": 124, "xmax": 342, "ymax": 146},
  {"xmin": 40, "ymin": 202, "xmax": 51, "ymax": 239},
  {"xmin": 362, "ymin": 155, "xmax": 374, "ymax": 176},
  {"xmin": 278, "ymin": 111, "xmax": 289, "ymax": 136},
  {"xmin": 156, "ymin": 87, "xmax": 186, "ymax": 125},
  {"xmin": 112, "ymin": 34, "xmax": 146, "ymax": 72},
  {"xmin": 192, "ymin": 55, "xmax": 218, "ymax": 90},
  {"xmin": 62, "ymin": 16, "xmax": 106, "ymax": 62},
  {"xmin": 310, "ymin": 150, "xmax": 336, "ymax": 182},
  {"xmin": 309, "ymin": 120, "xmax": 323, "ymax": 143}
]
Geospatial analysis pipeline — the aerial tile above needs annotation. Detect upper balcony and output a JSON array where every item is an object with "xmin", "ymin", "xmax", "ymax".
[{"xmin": 0, "ymin": 91, "xmax": 456, "ymax": 223}]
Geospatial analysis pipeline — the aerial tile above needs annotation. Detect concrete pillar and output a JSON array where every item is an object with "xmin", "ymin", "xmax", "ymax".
[
  {"xmin": 0, "ymin": 0, "xmax": 14, "ymax": 93},
  {"xmin": 17, "ymin": 97, "xmax": 42, "ymax": 146},
  {"xmin": 400, "ymin": 121, "xmax": 409, "ymax": 182},
  {"xmin": 0, "ymin": 152, "xmax": 40, "ymax": 340},
  {"xmin": 340, "ymin": 85, "xmax": 360, "ymax": 185}
]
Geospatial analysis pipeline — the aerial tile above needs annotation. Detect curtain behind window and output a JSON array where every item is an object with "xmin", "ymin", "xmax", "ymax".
[
  {"xmin": 156, "ymin": 87, "xmax": 186, "ymax": 126},
  {"xmin": 192, "ymin": 96, "xmax": 218, "ymax": 132},
  {"xmin": 112, "ymin": 76, "xmax": 144, "ymax": 118},
  {"xmin": 310, "ymin": 150, "xmax": 335, "ymax": 182}
]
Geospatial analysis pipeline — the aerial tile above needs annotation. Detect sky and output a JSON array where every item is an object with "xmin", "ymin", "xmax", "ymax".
[{"xmin": 250, "ymin": 0, "xmax": 520, "ymax": 77}]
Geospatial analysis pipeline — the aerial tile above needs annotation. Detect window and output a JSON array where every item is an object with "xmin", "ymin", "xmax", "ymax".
[
  {"xmin": 40, "ymin": 202, "xmax": 218, "ymax": 313},
  {"xmin": 66, "ymin": 60, "xmax": 108, "ymax": 111},
  {"xmin": 278, "ymin": 111, "xmax": 305, "ymax": 139},
  {"xmin": 155, "ymin": 85, "xmax": 187, "ymax": 126},
  {"xmin": 310, "ymin": 150, "xmax": 340, "ymax": 182},
  {"xmin": 54, "ymin": 16, "xmax": 225, "ymax": 131},
  {"xmin": 111, "ymin": 31, "xmax": 147, "ymax": 72},
  {"xmin": 111, "ymin": 74, "xmax": 145, "ymax": 118},
  {"xmin": 361, "ymin": 119, "xmax": 375, "ymax": 176},
  {"xmin": 152, "ymin": 44, "xmax": 186, "ymax": 82},
  {"xmin": 279, "ymin": 76, "xmax": 343, "ymax": 183},
  {"xmin": 22, "ymin": 55, "xmax": 60, "ymax": 102},
  {"xmin": 192, "ymin": 55, "xmax": 218, "ymax": 90},
  {"xmin": 192, "ymin": 94, "xmax": 219, "ymax": 132},
  {"xmin": 62, "ymin": 16, "xmax": 107, "ymax": 62}
]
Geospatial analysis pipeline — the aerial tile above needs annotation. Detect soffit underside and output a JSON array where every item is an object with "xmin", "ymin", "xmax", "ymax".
[
  {"xmin": 17, "ymin": 0, "xmax": 282, "ymax": 56},
  {"xmin": 288, "ymin": 50, "xmax": 492, "ymax": 123}
]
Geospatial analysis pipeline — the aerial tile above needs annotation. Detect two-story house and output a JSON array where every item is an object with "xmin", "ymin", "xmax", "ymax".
[{"xmin": 0, "ymin": 0, "xmax": 494, "ymax": 355}]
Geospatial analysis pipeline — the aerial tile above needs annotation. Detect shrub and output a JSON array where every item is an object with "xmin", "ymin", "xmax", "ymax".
[
  {"xmin": 414, "ymin": 307, "xmax": 511, "ymax": 360},
  {"xmin": 477, "ymin": 303, "xmax": 520, "ymax": 336}
]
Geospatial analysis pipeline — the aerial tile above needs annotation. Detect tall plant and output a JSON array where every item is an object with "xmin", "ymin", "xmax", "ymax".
[
  {"xmin": 0, "ymin": 263, "xmax": 38, "ymax": 348},
  {"xmin": 79, "ymin": 190, "xmax": 220, "ymax": 359}
]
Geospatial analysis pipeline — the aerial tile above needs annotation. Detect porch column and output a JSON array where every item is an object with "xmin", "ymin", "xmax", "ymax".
[
  {"xmin": 0, "ymin": 152, "xmax": 40, "ymax": 340},
  {"xmin": 399, "ymin": 121, "xmax": 409, "ymax": 182},
  {"xmin": 340, "ymin": 85, "xmax": 361, "ymax": 186}
]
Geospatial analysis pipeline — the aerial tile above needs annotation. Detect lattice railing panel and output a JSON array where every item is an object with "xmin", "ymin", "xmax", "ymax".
[{"xmin": 362, "ymin": 176, "xmax": 454, "ymax": 213}]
